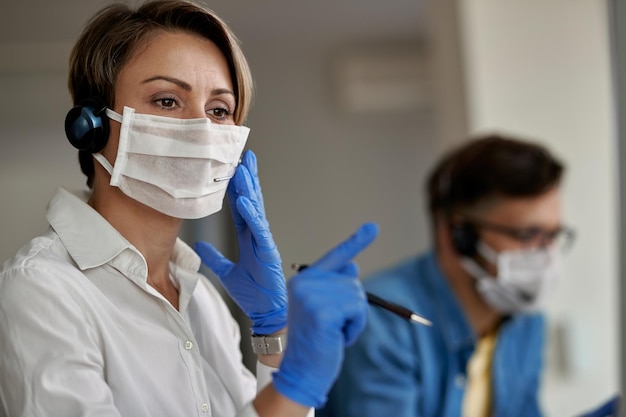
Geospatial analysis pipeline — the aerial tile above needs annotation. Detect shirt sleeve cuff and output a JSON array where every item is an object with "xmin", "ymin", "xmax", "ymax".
[{"xmin": 256, "ymin": 360, "xmax": 276, "ymax": 392}]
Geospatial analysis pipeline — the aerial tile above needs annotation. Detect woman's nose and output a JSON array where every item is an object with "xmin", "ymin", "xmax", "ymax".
[{"xmin": 186, "ymin": 105, "xmax": 207, "ymax": 119}]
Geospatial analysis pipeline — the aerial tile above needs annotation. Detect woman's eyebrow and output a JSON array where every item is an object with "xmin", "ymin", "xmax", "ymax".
[
  {"xmin": 141, "ymin": 76, "xmax": 235, "ymax": 98},
  {"xmin": 211, "ymin": 88, "xmax": 235, "ymax": 97},
  {"xmin": 142, "ymin": 75, "xmax": 192, "ymax": 91}
]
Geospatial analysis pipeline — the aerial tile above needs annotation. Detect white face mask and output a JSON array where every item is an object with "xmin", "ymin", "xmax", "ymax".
[
  {"xmin": 94, "ymin": 106, "xmax": 249, "ymax": 219},
  {"xmin": 460, "ymin": 241, "xmax": 561, "ymax": 314}
]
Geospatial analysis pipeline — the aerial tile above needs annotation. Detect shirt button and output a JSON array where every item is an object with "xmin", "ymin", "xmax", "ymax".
[
  {"xmin": 184, "ymin": 340, "xmax": 193, "ymax": 350},
  {"xmin": 201, "ymin": 403, "xmax": 209, "ymax": 413},
  {"xmin": 455, "ymin": 374, "xmax": 466, "ymax": 388}
]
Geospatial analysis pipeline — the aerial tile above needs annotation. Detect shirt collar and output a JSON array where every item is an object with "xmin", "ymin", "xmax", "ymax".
[
  {"xmin": 423, "ymin": 251, "xmax": 476, "ymax": 352},
  {"xmin": 46, "ymin": 187, "xmax": 202, "ymax": 273},
  {"xmin": 171, "ymin": 238, "xmax": 202, "ymax": 272},
  {"xmin": 47, "ymin": 187, "xmax": 135, "ymax": 270}
]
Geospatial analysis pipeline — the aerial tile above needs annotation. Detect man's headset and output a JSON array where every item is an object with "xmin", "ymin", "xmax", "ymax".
[
  {"xmin": 64, "ymin": 97, "xmax": 110, "ymax": 153},
  {"xmin": 450, "ymin": 222, "xmax": 479, "ymax": 257},
  {"xmin": 437, "ymin": 165, "xmax": 480, "ymax": 258}
]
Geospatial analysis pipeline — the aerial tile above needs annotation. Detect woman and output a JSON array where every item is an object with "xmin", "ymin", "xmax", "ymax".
[{"xmin": 0, "ymin": 1, "xmax": 377, "ymax": 416}]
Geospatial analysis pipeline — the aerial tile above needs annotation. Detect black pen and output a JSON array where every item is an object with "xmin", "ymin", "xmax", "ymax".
[{"xmin": 291, "ymin": 263, "xmax": 432, "ymax": 327}]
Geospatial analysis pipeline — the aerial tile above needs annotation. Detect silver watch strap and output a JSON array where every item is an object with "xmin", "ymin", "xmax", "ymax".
[{"xmin": 251, "ymin": 333, "xmax": 287, "ymax": 355}]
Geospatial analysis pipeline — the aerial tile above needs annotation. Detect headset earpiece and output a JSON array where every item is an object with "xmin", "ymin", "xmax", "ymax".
[
  {"xmin": 450, "ymin": 222, "xmax": 479, "ymax": 257},
  {"xmin": 437, "ymin": 160, "xmax": 480, "ymax": 256},
  {"xmin": 65, "ymin": 97, "xmax": 110, "ymax": 153}
]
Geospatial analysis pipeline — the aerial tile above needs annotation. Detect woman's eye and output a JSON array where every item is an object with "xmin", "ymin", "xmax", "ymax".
[
  {"xmin": 208, "ymin": 107, "xmax": 232, "ymax": 120},
  {"xmin": 156, "ymin": 98, "xmax": 177, "ymax": 108}
]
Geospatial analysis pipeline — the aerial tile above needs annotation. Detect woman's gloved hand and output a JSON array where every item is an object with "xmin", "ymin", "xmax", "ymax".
[
  {"xmin": 272, "ymin": 223, "xmax": 379, "ymax": 408},
  {"xmin": 194, "ymin": 150, "xmax": 287, "ymax": 335}
]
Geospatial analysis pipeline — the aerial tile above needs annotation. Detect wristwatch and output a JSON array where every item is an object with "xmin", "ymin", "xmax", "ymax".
[{"xmin": 251, "ymin": 333, "xmax": 287, "ymax": 355}]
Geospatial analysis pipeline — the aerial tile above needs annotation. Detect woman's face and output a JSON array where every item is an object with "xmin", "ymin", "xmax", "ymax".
[{"xmin": 103, "ymin": 30, "xmax": 236, "ymax": 162}]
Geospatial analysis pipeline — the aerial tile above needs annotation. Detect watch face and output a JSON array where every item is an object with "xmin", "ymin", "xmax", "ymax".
[{"xmin": 251, "ymin": 334, "xmax": 286, "ymax": 355}]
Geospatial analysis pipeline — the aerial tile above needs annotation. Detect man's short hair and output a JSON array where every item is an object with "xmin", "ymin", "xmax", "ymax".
[{"xmin": 427, "ymin": 134, "xmax": 564, "ymax": 218}]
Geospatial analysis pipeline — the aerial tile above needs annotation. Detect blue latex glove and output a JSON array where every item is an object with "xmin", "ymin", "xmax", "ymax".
[
  {"xmin": 272, "ymin": 222, "xmax": 379, "ymax": 408},
  {"xmin": 194, "ymin": 150, "xmax": 287, "ymax": 335}
]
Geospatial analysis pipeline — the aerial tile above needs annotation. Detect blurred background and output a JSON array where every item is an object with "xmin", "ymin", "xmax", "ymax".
[{"xmin": 0, "ymin": 0, "xmax": 621, "ymax": 415}]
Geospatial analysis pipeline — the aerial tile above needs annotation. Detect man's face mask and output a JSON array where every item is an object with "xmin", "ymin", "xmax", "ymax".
[
  {"xmin": 93, "ymin": 106, "xmax": 249, "ymax": 219},
  {"xmin": 460, "ymin": 241, "xmax": 562, "ymax": 314}
]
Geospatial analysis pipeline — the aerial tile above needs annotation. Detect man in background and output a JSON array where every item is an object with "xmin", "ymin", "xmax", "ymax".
[{"xmin": 319, "ymin": 134, "xmax": 574, "ymax": 417}]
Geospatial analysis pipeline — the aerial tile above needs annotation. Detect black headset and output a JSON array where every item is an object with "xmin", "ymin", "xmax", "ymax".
[
  {"xmin": 64, "ymin": 97, "xmax": 110, "ymax": 153},
  {"xmin": 450, "ymin": 222, "xmax": 479, "ymax": 257},
  {"xmin": 438, "ymin": 163, "xmax": 480, "ymax": 257}
]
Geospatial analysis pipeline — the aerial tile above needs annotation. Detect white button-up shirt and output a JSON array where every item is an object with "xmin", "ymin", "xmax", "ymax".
[{"xmin": 0, "ymin": 187, "xmax": 275, "ymax": 417}]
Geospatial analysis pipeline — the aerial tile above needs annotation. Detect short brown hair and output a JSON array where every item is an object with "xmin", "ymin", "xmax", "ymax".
[
  {"xmin": 427, "ymin": 134, "xmax": 564, "ymax": 218},
  {"xmin": 68, "ymin": 0, "xmax": 254, "ymax": 187}
]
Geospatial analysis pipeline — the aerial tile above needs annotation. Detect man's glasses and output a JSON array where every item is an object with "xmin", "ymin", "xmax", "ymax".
[{"xmin": 462, "ymin": 216, "xmax": 576, "ymax": 252}]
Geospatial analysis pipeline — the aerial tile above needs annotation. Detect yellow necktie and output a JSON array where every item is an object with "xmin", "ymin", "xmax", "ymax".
[{"xmin": 462, "ymin": 331, "xmax": 498, "ymax": 417}]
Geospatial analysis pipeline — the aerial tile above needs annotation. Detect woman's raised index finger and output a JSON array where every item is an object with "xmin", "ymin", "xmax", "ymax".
[{"xmin": 310, "ymin": 223, "xmax": 379, "ymax": 272}]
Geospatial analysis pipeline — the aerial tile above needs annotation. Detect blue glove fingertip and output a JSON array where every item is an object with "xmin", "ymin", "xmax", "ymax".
[
  {"xmin": 193, "ymin": 241, "xmax": 210, "ymax": 256},
  {"xmin": 242, "ymin": 149, "xmax": 258, "ymax": 175},
  {"xmin": 193, "ymin": 241, "xmax": 235, "ymax": 278},
  {"xmin": 356, "ymin": 222, "xmax": 379, "ymax": 243},
  {"xmin": 313, "ymin": 223, "xmax": 379, "ymax": 272}
]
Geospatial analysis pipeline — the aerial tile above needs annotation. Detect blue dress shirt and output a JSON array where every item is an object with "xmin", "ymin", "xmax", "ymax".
[{"xmin": 317, "ymin": 251, "xmax": 545, "ymax": 417}]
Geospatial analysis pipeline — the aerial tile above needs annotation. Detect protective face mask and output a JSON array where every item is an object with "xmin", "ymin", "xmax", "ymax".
[
  {"xmin": 460, "ymin": 241, "xmax": 561, "ymax": 314},
  {"xmin": 93, "ymin": 106, "xmax": 249, "ymax": 219}
]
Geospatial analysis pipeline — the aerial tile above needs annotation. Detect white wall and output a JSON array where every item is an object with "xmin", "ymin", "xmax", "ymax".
[
  {"xmin": 0, "ymin": 45, "xmax": 84, "ymax": 262},
  {"xmin": 241, "ymin": 43, "xmax": 437, "ymax": 278},
  {"xmin": 457, "ymin": 1, "xmax": 619, "ymax": 415}
]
